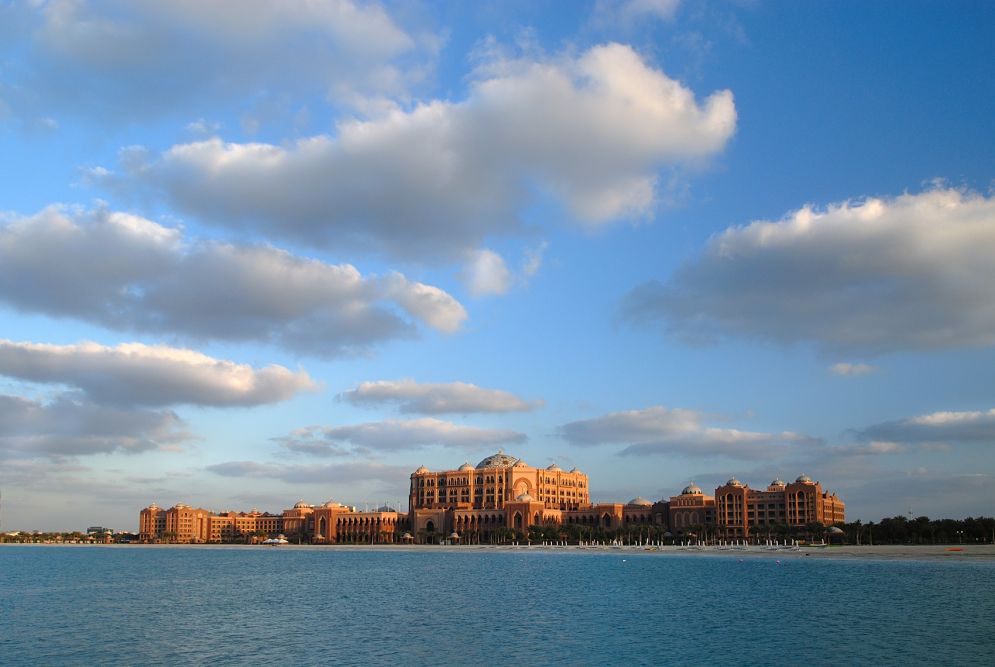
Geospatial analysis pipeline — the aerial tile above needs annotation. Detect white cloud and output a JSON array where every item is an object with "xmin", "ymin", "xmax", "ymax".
[
  {"xmin": 860, "ymin": 408, "xmax": 995, "ymax": 445},
  {"xmin": 0, "ymin": 393, "xmax": 192, "ymax": 459},
  {"xmin": 560, "ymin": 405, "xmax": 818, "ymax": 459},
  {"xmin": 6, "ymin": 0, "xmax": 425, "ymax": 122},
  {"xmin": 0, "ymin": 340, "xmax": 316, "ymax": 407},
  {"xmin": 624, "ymin": 188, "xmax": 995, "ymax": 354},
  {"xmin": 520, "ymin": 241, "xmax": 548, "ymax": 281},
  {"xmin": 317, "ymin": 418, "xmax": 526, "ymax": 451},
  {"xmin": 98, "ymin": 43, "xmax": 736, "ymax": 261},
  {"xmin": 830, "ymin": 362, "xmax": 876, "ymax": 377},
  {"xmin": 592, "ymin": 0, "xmax": 681, "ymax": 28},
  {"xmin": 0, "ymin": 206, "xmax": 466, "ymax": 356},
  {"xmin": 206, "ymin": 460, "xmax": 414, "ymax": 485},
  {"xmin": 464, "ymin": 249, "xmax": 513, "ymax": 296},
  {"xmin": 340, "ymin": 379, "xmax": 543, "ymax": 414}
]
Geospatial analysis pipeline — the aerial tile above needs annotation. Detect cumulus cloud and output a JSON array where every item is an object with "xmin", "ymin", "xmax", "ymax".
[
  {"xmin": 0, "ymin": 340, "xmax": 315, "ymax": 407},
  {"xmin": 0, "ymin": 393, "xmax": 192, "ymax": 459},
  {"xmin": 0, "ymin": 206, "xmax": 466, "ymax": 356},
  {"xmin": 623, "ymin": 188, "xmax": 995, "ymax": 355},
  {"xmin": 830, "ymin": 362, "xmax": 876, "ymax": 377},
  {"xmin": 464, "ymin": 250, "xmax": 513, "ymax": 297},
  {"xmin": 95, "ymin": 43, "xmax": 735, "ymax": 261},
  {"xmin": 560, "ymin": 405, "xmax": 818, "ymax": 459},
  {"xmin": 206, "ymin": 460, "xmax": 411, "ymax": 485},
  {"xmin": 339, "ymin": 379, "xmax": 542, "ymax": 414},
  {"xmin": 4, "ymin": 0, "xmax": 425, "ymax": 122},
  {"xmin": 859, "ymin": 408, "xmax": 995, "ymax": 446},
  {"xmin": 323, "ymin": 418, "xmax": 525, "ymax": 451}
]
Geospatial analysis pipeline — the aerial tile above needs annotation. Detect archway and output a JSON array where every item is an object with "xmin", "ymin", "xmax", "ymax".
[
  {"xmin": 513, "ymin": 512, "xmax": 522, "ymax": 530},
  {"xmin": 425, "ymin": 520, "xmax": 435, "ymax": 533},
  {"xmin": 602, "ymin": 513, "xmax": 612, "ymax": 529}
]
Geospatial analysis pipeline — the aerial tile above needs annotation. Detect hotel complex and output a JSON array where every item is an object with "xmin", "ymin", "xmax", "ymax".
[{"xmin": 139, "ymin": 450, "xmax": 844, "ymax": 543}]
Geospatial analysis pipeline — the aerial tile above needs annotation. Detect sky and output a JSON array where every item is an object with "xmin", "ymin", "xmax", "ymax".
[{"xmin": 1, "ymin": 0, "xmax": 994, "ymax": 531}]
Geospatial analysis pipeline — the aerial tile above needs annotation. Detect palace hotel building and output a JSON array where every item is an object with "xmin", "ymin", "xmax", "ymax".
[{"xmin": 139, "ymin": 450, "xmax": 844, "ymax": 543}]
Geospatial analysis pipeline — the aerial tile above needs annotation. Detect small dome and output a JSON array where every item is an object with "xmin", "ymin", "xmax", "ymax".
[
  {"xmin": 414, "ymin": 465, "xmax": 430, "ymax": 474},
  {"xmin": 293, "ymin": 500, "xmax": 311, "ymax": 509},
  {"xmin": 147, "ymin": 503, "xmax": 159, "ymax": 510},
  {"xmin": 769, "ymin": 478, "xmax": 786, "ymax": 488},
  {"xmin": 682, "ymin": 483, "xmax": 702, "ymax": 495},
  {"xmin": 458, "ymin": 462, "xmax": 474, "ymax": 471},
  {"xmin": 547, "ymin": 463, "xmax": 562, "ymax": 471},
  {"xmin": 513, "ymin": 458, "xmax": 528, "ymax": 468},
  {"xmin": 725, "ymin": 478, "xmax": 743, "ymax": 487},
  {"xmin": 322, "ymin": 500, "xmax": 343, "ymax": 508},
  {"xmin": 570, "ymin": 467, "xmax": 581, "ymax": 474},
  {"xmin": 476, "ymin": 450, "xmax": 518, "ymax": 469},
  {"xmin": 796, "ymin": 474, "xmax": 814, "ymax": 484},
  {"xmin": 627, "ymin": 497, "xmax": 653, "ymax": 507},
  {"xmin": 515, "ymin": 492, "xmax": 535, "ymax": 502},
  {"xmin": 376, "ymin": 505, "xmax": 396, "ymax": 512}
]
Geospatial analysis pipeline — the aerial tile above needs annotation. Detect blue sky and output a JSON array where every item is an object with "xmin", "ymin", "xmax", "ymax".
[{"xmin": 2, "ymin": 0, "xmax": 994, "ymax": 531}]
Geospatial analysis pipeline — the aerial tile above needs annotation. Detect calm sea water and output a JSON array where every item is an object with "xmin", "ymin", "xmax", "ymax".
[{"xmin": 1, "ymin": 546, "xmax": 993, "ymax": 666}]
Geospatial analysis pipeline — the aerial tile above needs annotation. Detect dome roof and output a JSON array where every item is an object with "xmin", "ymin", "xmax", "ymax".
[
  {"xmin": 458, "ymin": 462, "xmax": 474, "ymax": 471},
  {"xmin": 376, "ymin": 505, "xmax": 396, "ymax": 512},
  {"xmin": 322, "ymin": 500, "xmax": 344, "ymax": 508},
  {"xmin": 413, "ymin": 465, "xmax": 429, "ymax": 474},
  {"xmin": 292, "ymin": 500, "xmax": 311, "ymax": 509},
  {"xmin": 627, "ymin": 497, "xmax": 653, "ymax": 507},
  {"xmin": 475, "ymin": 449, "xmax": 518, "ymax": 469},
  {"xmin": 513, "ymin": 458, "xmax": 529, "ymax": 468},
  {"xmin": 769, "ymin": 478, "xmax": 786, "ymax": 488},
  {"xmin": 147, "ymin": 503, "xmax": 159, "ymax": 510},
  {"xmin": 796, "ymin": 474, "xmax": 814, "ymax": 484},
  {"xmin": 725, "ymin": 478, "xmax": 743, "ymax": 487},
  {"xmin": 682, "ymin": 483, "xmax": 702, "ymax": 495},
  {"xmin": 570, "ymin": 467, "xmax": 581, "ymax": 474},
  {"xmin": 546, "ymin": 463, "xmax": 562, "ymax": 471},
  {"xmin": 515, "ymin": 492, "xmax": 535, "ymax": 502}
]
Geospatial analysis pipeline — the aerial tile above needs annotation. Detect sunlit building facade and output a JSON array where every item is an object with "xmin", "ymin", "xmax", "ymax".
[
  {"xmin": 139, "ymin": 453, "xmax": 844, "ymax": 543},
  {"xmin": 139, "ymin": 500, "xmax": 408, "ymax": 544},
  {"xmin": 712, "ymin": 475, "xmax": 846, "ymax": 538},
  {"xmin": 407, "ymin": 452, "xmax": 844, "ymax": 542}
]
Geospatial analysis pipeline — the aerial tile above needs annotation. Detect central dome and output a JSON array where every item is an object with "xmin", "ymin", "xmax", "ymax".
[{"xmin": 476, "ymin": 449, "xmax": 519, "ymax": 469}]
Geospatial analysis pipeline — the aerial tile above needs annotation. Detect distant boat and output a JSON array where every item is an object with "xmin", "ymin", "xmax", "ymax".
[{"xmin": 262, "ymin": 537, "xmax": 289, "ymax": 545}]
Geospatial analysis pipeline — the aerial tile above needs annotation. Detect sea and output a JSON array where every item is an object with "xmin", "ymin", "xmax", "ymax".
[{"xmin": 1, "ymin": 546, "xmax": 993, "ymax": 666}]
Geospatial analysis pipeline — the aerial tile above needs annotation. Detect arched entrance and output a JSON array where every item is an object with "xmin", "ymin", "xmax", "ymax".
[
  {"xmin": 513, "ymin": 512, "xmax": 522, "ymax": 530},
  {"xmin": 602, "ymin": 513, "xmax": 612, "ymax": 529}
]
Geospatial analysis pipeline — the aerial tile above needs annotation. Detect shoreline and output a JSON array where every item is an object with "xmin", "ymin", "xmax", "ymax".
[{"xmin": 4, "ymin": 542, "xmax": 994, "ymax": 561}]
